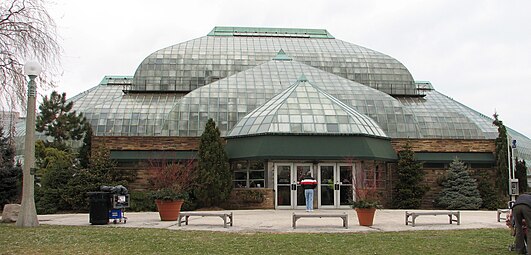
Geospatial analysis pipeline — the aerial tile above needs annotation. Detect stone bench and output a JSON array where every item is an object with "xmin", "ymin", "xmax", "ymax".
[
  {"xmin": 292, "ymin": 213, "xmax": 348, "ymax": 229},
  {"xmin": 177, "ymin": 212, "xmax": 233, "ymax": 228},
  {"xmin": 497, "ymin": 208, "xmax": 510, "ymax": 222},
  {"xmin": 405, "ymin": 211, "xmax": 460, "ymax": 227}
]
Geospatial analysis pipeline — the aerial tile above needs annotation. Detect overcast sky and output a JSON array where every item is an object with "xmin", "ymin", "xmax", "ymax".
[{"xmin": 45, "ymin": 0, "xmax": 531, "ymax": 137}]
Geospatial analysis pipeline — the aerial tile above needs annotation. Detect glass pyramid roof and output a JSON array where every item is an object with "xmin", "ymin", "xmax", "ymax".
[{"xmin": 228, "ymin": 75, "xmax": 387, "ymax": 137}]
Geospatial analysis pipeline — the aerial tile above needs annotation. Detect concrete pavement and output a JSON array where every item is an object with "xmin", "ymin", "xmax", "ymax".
[{"xmin": 36, "ymin": 209, "xmax": 509, "ymax": 233}]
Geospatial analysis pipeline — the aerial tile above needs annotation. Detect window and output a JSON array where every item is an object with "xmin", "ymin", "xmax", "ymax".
[{"xmin": 232, "ymin": 160, "xmax": 265, "ymax": 188}]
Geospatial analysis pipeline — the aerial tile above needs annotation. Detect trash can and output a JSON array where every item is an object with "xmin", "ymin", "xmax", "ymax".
[{"xmin": 87, "ymin": 192, "xmax": 110, "ymax": 225}]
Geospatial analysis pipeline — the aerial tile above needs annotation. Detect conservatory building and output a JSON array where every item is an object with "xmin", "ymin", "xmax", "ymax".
[{"xmin": 16, "ymin": 27, "xmax": 531, "ymax": 209}]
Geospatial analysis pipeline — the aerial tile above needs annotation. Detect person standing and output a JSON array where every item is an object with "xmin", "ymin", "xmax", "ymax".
[
  {"xmin": 300, "ymin": 171, "xmax": 317, "ymax": 212},
  {"xmin": 512, "ymin": 193, "xmax": 531, "ymax": 254}
]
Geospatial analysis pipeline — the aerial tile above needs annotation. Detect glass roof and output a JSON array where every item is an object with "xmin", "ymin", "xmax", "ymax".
[
  {"xmin": 397, "ymin": 88, "xmax": 498, "ymax": 139},
  {"xmin": 132, "ymin": 30, "xmax": 416, "ymax": 95},
  {"xmin": 228, "ymin": 75, "xmax": 387, "ymax": 137},
  {"xmin": 163, "ymin": 59, "xmax": 420, "ymax": 137}
]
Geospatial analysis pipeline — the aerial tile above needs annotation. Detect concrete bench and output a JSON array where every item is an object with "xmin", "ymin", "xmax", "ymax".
[
  {"xmin": 178, "ymin": 212, "xmax": 233, "ymax": 228},
  {"xmin": 292, "ymin": 213, "xmax": 348, "ymax": 229},
  {"xmin": 497, "ymin": 208, "xmax": 510, "ymax": 222},
  {"xmin": 405, "ymin": 211, "xmax": 460, "ymax": 227}
]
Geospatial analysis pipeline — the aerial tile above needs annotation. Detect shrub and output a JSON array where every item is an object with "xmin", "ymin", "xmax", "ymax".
[
  {"xmin": 392, "ymin": 142, "xmax": 428, "ymax": 209},
  {"xmin": 129, "ymin": 191, "xmax": 156, "ymax": 212},
  {"xmin": 195, "ymin": 118, "xmax": 231, "ymax": 208},
  {"xmin": 435, "ymin": 158, "xmax": 482, "ymax": 210}
]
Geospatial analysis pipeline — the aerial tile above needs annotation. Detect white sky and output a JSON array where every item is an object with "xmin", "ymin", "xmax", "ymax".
[{"xmin": 45, "ymin": 0, "xmax": 531, "ymax": 137}]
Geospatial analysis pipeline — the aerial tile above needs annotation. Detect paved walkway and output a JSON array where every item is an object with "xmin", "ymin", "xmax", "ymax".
[{"xmin": 36, "ymin": 209, "xmax": 508, "ymax": 233}]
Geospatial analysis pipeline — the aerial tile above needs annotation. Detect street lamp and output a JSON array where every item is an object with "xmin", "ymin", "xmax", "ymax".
[{"xmin": 16, "ymin": 61, "xmax": 42, "ymax": 227}]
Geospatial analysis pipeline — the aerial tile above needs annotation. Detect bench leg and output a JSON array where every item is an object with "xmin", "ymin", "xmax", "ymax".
[
  {"xmin": 230, "ymin": 212, "xmax": 233, "ymax": 226},
  {"xmin": 222, "ymin": 215, "xmax": 227, "ymax": 228},
  {"xmin": 457, "ymin": 212, "xmax": 460, "ymax": 225},
  {"xmin": 411, "ymin": 215, "xmax": 417, "ymax": 227},
  {"xmin": 343, "ymin": 215, "xmax": 348, "ymax": 229},
  {"xmin": 177, "ymin": 214, "xmax": 183, "ymax": 226}
]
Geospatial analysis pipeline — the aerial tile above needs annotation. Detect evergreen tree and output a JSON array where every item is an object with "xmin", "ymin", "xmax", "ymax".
[
  {"xmin": 0, "ymin": 126, "xmax": 21, "ymax": 207},
  {"xmin": 36, "ymin": 91, "xmax": 88, "ymax": 149},
  {"xmin": 65, "ymin": 147, "xmax": 129, "ymax": 211},
  {"xmin": 78, "ymin": 124, "xmax": 93, "ymax": 168},
  {"xmin": 515, "ymin": 159, "xmax": 528, "ymax": 194},
  {"xmin": 195, "ymin": 118, "xmax": 231, "ymax": 208},
  {"xmin": 35, "ymin": 146, "xmax": 77, "ymax": 214},
  {"xmin": 435, "ymin": 158, "xmax": 482, "ymax": 210},
  {"xmin": 475, "ymin": 172, "xmax": 502, "ymax": 210},
  {"xmin": 493, "ymin": 113, "xmax": 509, "ymax": 196},
  {"xmin": 392, "ymin": 141, "xmax": 428, "ymax": 208}
]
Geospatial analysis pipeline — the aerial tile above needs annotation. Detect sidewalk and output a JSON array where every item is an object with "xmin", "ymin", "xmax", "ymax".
[{"xmin": 37, "ymin": 209, "xmax": 508, "ymax": 233}]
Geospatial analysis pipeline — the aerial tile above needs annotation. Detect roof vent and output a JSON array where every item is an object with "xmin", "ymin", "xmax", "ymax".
[{"xmin": 272, "ymin": 49, "xmax": 293, "ymax": 61}]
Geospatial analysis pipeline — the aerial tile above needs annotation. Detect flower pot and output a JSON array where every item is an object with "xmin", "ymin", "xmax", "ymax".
[
  {"xmin": 155, "ymin": 199, "xmax": 184, "ymax": 221},
  {"xmin": 355, "ymin": 207, "xmax": 376, "ymax": 226}
]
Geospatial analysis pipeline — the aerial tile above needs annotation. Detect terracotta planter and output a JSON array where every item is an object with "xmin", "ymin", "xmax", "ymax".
[
  {"xmin": 355, "ymin": 207, "xmax": 376, "ymax": 226},
  {"xmin": 155, "ymin": 199, "xmax": 184, "ymax": 221}
]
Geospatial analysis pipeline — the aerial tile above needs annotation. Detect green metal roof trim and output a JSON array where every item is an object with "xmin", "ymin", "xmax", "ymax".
[
  {"xmin": 414, "ymin": 152, "xmax": 495, "ymax": 163},
  {"xmin": 110, "ymin": 150, "xmax": 196, "ymax": 160},
  {"xmin": 208, "ymin": 26, "xmax": 335, "ymax": 39},
  {"xmin": 226, "ymin": 135, "xmax": 397, "ymax": 160}
]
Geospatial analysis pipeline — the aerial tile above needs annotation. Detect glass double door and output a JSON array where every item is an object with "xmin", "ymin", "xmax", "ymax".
[
  {"xmin": 318, "ymin": 164, "xmax": 353, "ymax": 209},
  {"xmin": 275, "ymin": 163, "xmax": 312, "ymax": 209}
]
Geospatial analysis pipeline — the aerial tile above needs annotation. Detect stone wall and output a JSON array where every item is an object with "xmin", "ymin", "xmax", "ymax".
[
  {"xmin": 92, "ymin": 136, "xmax": 200, "ymax": 151},
  {"xmin": 391, "ymin": 138, "xmax": 495, "ymax": 153}
]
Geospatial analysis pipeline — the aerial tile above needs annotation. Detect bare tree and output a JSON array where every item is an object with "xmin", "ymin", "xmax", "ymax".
[{"xmin": 0, "ymin": 0, "xmax": 61, "ymax": 111}]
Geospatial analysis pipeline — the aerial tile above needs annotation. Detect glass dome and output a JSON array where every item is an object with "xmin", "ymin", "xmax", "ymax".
[
  {"xmin": 162, "ymin": 59, "xmax": 420, "ymax": 137},
  {"xmin": 132, "ymin": 27, "xmax": 417, "ymax": 96},
  {"xmin": 228, "ymin": 75, "xmax": 387, "ymax": 137}
]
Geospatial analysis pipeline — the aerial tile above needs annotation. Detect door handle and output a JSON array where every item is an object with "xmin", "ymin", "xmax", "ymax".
[
  {"xmin": 291, "ymin": 183, "xmax": 297, "ymax": 190},
  {"xmin": 334, "ymin": 183, "xmax": 340, "ymax": 190}
]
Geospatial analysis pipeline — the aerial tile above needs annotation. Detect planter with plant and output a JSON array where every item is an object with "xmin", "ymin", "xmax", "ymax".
[
  {"xmin": 148, "ymin": 159, "xmax": 195, "ymax": 221},
  {"xmin": 351, "ymin": 168, "xmax": 382, "ymax": 226}
]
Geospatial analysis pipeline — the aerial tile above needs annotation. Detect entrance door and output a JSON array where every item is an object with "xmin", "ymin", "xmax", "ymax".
[
  {"xmin": 274, "ymin": 163, "xmax": 312, "ymax": 209},
  {"xmin": 318, "ymin": 163, "xmax": 353, "ymax": 208}
]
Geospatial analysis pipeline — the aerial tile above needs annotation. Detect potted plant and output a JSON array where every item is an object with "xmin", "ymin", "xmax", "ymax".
[
  {"xmin": 351, "ymin": 168, "xmax": 381, "ymax": 226},
  {"xmin": 148, "ymin": 159, "xmax": 195, "ymax": 221}
]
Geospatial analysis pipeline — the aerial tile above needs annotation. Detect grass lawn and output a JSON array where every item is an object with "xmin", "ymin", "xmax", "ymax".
[{"xmin": 0, "ymin": 224, "xmax": 516, "ymax": 254}]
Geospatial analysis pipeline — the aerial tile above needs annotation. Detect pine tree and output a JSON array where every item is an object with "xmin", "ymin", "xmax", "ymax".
[
  {"xmin": 516, "ymin": 159, "xmax": 528, "ymax": 194},
  {"xmin": 435, "ymin": 158, "xmax": 482, "ymax": 209},
  {"xmin": 475, "ymin": 172, "xmax": 502, "ymax": 210},
  {"xmin": 0, "ymin": 126, "xmax": 21, "ymax": 207},
  {"xmin": 36, "ymin": 91, "xmax": 88, "ymax": 149},
  {"xmin": 195, "ymin": 118, "xmax": 231, "ymax": 208},
  {"xmin": 493, "ymin": 113, "xmax": 509, "ymax": 196},
  {"xmin": 392, "ymin": 141, "xmax": 428, "ymax": 208},
  {"xmin": 78, "ymin": 124, "xmax": 93, "ymax": 168}
]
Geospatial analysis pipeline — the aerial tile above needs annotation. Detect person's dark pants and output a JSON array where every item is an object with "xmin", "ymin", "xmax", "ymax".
[{"xmin": 513, "ymin": 204, "xmax": 531, "ymax": 254}]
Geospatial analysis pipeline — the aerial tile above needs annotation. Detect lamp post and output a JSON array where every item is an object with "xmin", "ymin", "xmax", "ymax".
[{"xmin": 16, "ymin": 61, "xmax": 42, "ymax": 227}]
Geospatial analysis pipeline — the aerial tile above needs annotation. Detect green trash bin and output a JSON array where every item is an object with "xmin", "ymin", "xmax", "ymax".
[{"xmin": 87, "ymin": 192, "xmax": 110, "ymax": 225}]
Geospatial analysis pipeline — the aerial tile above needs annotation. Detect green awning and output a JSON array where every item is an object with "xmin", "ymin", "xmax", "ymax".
[
  {"xmin": 226, "ymin": 135, "xmax": 397, "ymax": 161},
  {"xmin": 110, "ymin": 150, "xmax": 196, "ymax": 160},
  {"xmin": 414, "ymin": 152, "xmax": 495, "ymax": 163}
]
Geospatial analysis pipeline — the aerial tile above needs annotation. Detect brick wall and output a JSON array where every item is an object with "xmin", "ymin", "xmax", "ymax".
[
  {"xmin": 92, "ymin": 136, "xmax": 201, "ymax": 151},
  {"xmin": 391, "ymin": 138, "xmax": 495, "ymax": 153}
]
